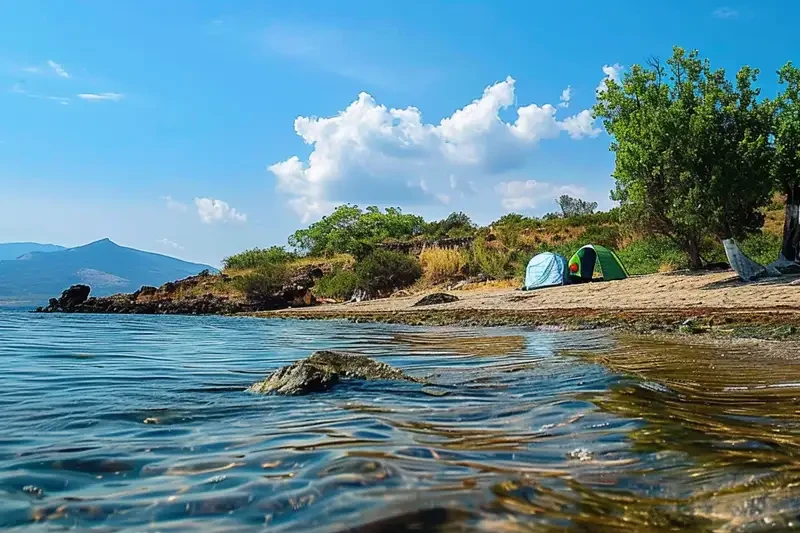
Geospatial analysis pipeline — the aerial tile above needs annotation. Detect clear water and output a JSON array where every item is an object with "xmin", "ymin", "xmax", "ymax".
[{"xmin": 1, "ymin": 312, "xmax": 800, "ymax": 532}]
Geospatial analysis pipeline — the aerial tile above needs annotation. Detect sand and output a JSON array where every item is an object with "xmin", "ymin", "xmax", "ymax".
[{"xmin": 261, "ymin": 271, "xmax": 800, "ymax": 331}]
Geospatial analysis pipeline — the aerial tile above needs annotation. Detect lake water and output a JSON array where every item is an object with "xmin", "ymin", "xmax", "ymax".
[{"xmin": 2, "ymin": 312, "xmax": 800, "ymax": 531}]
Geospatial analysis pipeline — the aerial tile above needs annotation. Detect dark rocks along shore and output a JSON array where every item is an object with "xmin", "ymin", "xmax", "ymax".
[{"xmin": 37, "ymin": 268, "xmax": 321, "ymax": 315}]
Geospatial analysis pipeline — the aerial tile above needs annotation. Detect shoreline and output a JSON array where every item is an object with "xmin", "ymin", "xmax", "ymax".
[{"xmin": 252, "ymin": 270, "xmax": 800, "ymax": 341}]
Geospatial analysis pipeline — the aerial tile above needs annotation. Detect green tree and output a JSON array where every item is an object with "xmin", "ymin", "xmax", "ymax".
[
  {"xmin": 425, "ymin": 212, "xmax": 477, "ymax": 238},
  {"xmin": 557, "ymin": 195, "xmax": 598, "ymax": 218},
  {"xmin": 594, "ymin": 47, "xmax": 773, "ymax": 269},
  {"xmin": 774, "ymin": 62, "xmax": 800, "ymax": 263},
  {"xmin": 288, "ymin": 204, "xmax": 426, "ymax": 257}
]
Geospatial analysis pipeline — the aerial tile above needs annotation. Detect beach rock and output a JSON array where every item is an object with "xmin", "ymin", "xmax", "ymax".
[
  {"xmin": 38, "ymin": 284, "xmax": 92, "ymax": 312},
  {"xmin": 413, "ymin": 293, "xmax": 459, "ymax": 306},
  {"xmin": 248, "ymin": 350, "xmax": 420, "ymax": 395}
]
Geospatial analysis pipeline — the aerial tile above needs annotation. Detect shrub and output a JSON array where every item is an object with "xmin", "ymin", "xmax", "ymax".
[
  {"xmin": 314, "ymin": 269, "xmax": 359, "ymax": 300},
  {"xmin": 231, "ymin": 264, "xmax": 290, "ymax": 301},
  {"xmin": 468, "ymin": 238, "xmax": 515, "ymax": 280},
  {"xmin": 419, "ymin": 247, "xmax": 467, "ymax": 283},
  {"xmin": 739, "ymin": 231, "xmax": 782, "ymax": 266},
  {"xmin": 223, "ymin": 246, "xmax": 296, "ymax": 270},
  {"xmin": 355, "ymin": 249, "xmax": 422, "ymax": 296},
  {"xmin": 617, "ymin": 237, "xmax": 687, "ymax": 275}
]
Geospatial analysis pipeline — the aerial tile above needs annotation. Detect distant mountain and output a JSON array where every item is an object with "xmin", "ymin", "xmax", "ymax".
[
  {"xmin": 0, "ymin": 242, "xmax": 66, "ymax": 261},
  {"xmin": 0, "ymin": 238, "xmax": 216, "ymax": 305}
]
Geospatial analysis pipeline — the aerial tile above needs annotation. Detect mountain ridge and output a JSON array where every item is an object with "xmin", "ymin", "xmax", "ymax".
[
  {"xmin": 0, "ymin": 242, "xmax": 66, "ymax": 261},
  {"xmin": 0, "ymin": 238, "xmax": 216, "ymax": 305}
]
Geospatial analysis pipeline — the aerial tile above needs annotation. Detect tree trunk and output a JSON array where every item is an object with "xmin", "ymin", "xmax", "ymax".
[
  {"xmin": 780, "ymin": 184, "xmax": 800, "ymax": 264},
  {"xmin": 685, "ymin": 239, "xmax": 703, "ymax": 270}
]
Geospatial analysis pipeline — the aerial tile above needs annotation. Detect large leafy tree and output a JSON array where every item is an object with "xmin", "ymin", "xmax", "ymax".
[
  {"xmin": 594, "ymin": 47, "xmax": 773, "ymax": 269},
  {"xmin": 773, "ymin": 62, "xmax": 800, "ymax": 263},
  {"xmin": 288, "ymin": 204, "xmax": 426, "ymax": 257}
]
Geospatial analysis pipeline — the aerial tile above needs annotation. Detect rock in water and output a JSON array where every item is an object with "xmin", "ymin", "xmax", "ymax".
[
  {"xmin": 247, "ymin": 350, "xmax": 420, "ymax": 395},
  {"xmin": 413, "ymin": 293, "xmax": 459, "ymax": 307},
  {"xmin": 38, "ymin": 284, "xmax": 91, "ymax": 312}
]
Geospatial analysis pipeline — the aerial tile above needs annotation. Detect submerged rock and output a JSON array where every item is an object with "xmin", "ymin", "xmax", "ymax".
[
  {"xmin": 413, "ymin": 293, "xmax": 459, "ymax": 307},
  {"xmin": 248, "ymin": 350, "xmax": 420, "ymax": 395}
]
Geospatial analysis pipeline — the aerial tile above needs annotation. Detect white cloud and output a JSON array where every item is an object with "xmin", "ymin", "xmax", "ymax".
[
  {"xmin": 269, "ymin": 76, "xmax": 600, "ymax": 219},
  {"xmin": 560, "ymin": 110, "xmax": 601, "ymax": 139},
  {"xmin": 558, "ymin": 86, "xmax": 571, "ymax": 108},
  {"xmin": 47, "ymin": 60, "xmax": 70, "ymax": 79},
  {"xmin": 10, "ymin": 82, "xmax": 70, "ymax": 104},
  {"xmin": 194, "ymin": 197, "xmax": 247, "ymax": 224},
  {"xmin": 77, "ymin": 92, "xmax": 124, "ymax": 102},
  {"xmin": 713, "ymin": 7, "xmax": 739, "ymax": 18},
  {"xmin": 157, "ymin": 238, "xmax": 184, "ymax": 250},
  {"xmin": 597, "ymin": 64, "xmax": 624, "ymax": 93},
  {"xmin": 495, "ymin": 180, "xmax": 585, "ymax": 211},
  {"xmin": 22, "ymin": 66, "xmax": 42, "ymax": 74},
  {"xmin": 162, "ymin": 195, "xmax": 188, "ymax": 213}
]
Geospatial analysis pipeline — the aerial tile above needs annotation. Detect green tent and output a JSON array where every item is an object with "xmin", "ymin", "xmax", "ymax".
[{"xmin": 568, "ymin": 244, "xmax": 628, "ymax": 282}]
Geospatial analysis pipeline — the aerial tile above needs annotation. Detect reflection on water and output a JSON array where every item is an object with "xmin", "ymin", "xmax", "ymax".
[{"xmin": 0, "ymin": 313, "xmax": 799, "ymax": 531}]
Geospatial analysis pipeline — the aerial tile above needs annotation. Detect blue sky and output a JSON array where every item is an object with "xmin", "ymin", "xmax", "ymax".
[{"xmin": 1, "ymin": 0, "xmax": 797, "ymax": 266}]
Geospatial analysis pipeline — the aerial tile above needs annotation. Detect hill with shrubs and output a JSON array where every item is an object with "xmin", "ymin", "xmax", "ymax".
[{"xmin": 214, "ymin": 196, "xmax": 785, "ymax": 305}]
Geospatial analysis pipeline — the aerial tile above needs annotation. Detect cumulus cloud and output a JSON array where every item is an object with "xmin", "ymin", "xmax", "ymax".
[
  {"xmin": 561, "ymin": 110, "xmax": 602, "ymax": 139},
  {"xmin": 77, "ymin": 92, "xmax": 124, "ymax": 102},
  {"xmin": 269, "ymin": 76, "xmax": 601, "ymax": 219},
  {"xmin": 157, "ymin": 238, "xmax": 184, "ymax": 250},
  {"xmin": 162, "ymin": 195, "xmax": 188, "ymax": 213},
  {"xmin": 47, "ymin": 60, "xmax": 70, "ymax": 79},
  {"xmin": 495, "ymin": 180, "xmax": 585, "ymax": 211},
  {"xmin": 597, "ymin": 64, "xmax": 624, "ymax": 93},
  {"xmin": 558, "ymin": 86, "xmax": 571, "ymax": 108},
  {"xmin": 195, "ymin": 197, "xmax": 247, "ymax": 224}
]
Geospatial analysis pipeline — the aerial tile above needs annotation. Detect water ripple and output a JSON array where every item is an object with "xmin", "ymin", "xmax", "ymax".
[{"xmin": 1, "ymin": 312, "xmax": 798, "ymax": 531}]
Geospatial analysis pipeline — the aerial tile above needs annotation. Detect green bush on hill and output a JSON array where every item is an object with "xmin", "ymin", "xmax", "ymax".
[
  {"xmin": 223, "ymin": 246, "xmax": 296, "ymax": 270},
  {"xmin": 231, "ymin": 263, "xmax": 290, "ymax": 301},
  {"xmin": 314, "ymin": 269, "xmax": 359, "ymax": 300},
  {"xmin": 355, "ymin": 249, "xmax": 422, "ymax": 296},
  {"xmin": 468, "ymin": 237, "xmax": 516, "ymax": 280}
]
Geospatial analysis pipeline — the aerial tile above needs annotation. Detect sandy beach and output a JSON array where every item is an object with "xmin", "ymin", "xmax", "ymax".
[{"xmin": 262, "ymin": 271, "xmax": 800, "ymax": 333}]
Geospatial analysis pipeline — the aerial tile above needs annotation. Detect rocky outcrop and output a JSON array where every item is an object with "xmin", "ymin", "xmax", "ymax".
[
  {"xmin": 36, "ymin": 268, "xmax": 322, "ymax": 315},
  {"xmin": 247, "ymin": 351, "xmax": 421, "ymax": 395},
  {"xmin": 413, "ymin": 293, "xmax": 459, "ymax": 306},
  {"xmin": 40, "ymin": 284, "xmax": 91, "ymax": 312}
]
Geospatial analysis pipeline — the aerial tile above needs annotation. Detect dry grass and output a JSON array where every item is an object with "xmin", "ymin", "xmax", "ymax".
[
  {"xmin": 458, "ymin": 279, "xmax": 520, "ymax": 291},
  {"xmin": 419, "ymin": 247, "xmax": 466, "ymax": 283},
  {"xmin": 763, "ymin": 208, "xmax": 784, "ymax": 237},
  {"xmin": 657, "ymin": 261, "xmax": 681, "ymax": 273}
]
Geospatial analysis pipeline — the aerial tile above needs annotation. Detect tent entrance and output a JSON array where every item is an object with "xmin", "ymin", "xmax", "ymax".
[{"xmin": 568, "ymin": 244, "xmax": 628, "ymax": 282}]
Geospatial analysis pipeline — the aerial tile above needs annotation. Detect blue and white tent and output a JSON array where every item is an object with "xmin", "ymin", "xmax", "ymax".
[{"xmin": 523, "ymin": 252, "xmax": 569, "ymax": 290}]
